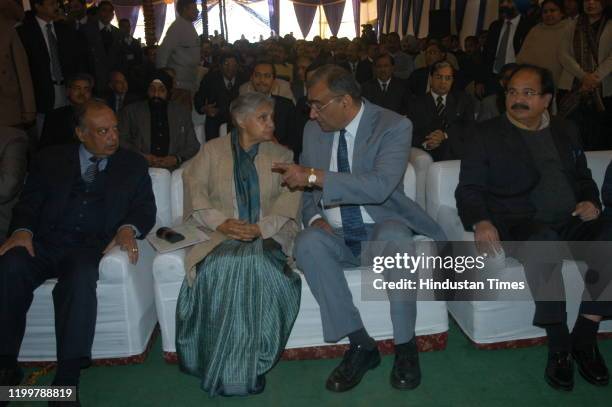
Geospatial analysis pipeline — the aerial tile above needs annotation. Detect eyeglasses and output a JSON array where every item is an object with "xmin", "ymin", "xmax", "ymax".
[
  {"xmin": 433, "ymin": 74, "xmax": 453, "ymax": 81},
  {"xmin": 306, "ymin": 95, "xmax": 343, "ymax": 113},
  {"xmin": 506, "ymin": 88, "xmax": 543, "ymax": 98}
]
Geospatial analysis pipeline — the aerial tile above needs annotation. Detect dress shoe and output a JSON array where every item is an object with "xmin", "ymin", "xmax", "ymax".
[
  {"xmin": 0, "ymin": 367, "xmax": 23, "ymax": 386},
  {"xmin": 573, "ymin": 344, "xmax": 610, "ymax": 386},
  {"xmin": 325, "ymin": 344, "xmax": 380, "ymax": 392},
  {"xmin": 390, "ymin": 341, "xmax": 421, "ymax": 390},
  {"xmin": 545, "ymin": 351, "xmax": 573, "ymax": 391},
  {"xmin": 48, "ymin": 384, "xmax": 80, "ymax": 406}
]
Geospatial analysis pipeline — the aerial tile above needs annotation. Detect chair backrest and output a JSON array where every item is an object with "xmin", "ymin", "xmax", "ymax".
[
  {"xmin": 219, "ymin": 123, "xmax": 228, "ymax": 137},
  {"xmin": 403, "ymin": 163, "xmax": 417, "ymax": 200},
  {"xmin": 408, "ymin": 147, "xmax": 433, "ymax": 208},
  {"xmin": 585, "ymin": 150, "xmax": 612, "ymax": 192},
  {"xmin": 425, "ymin": 160, "xmax": 461, "ymax": 219},
  {"xmin": 148, "ymin": 168, "xmax": 172, "ymax": 230}
]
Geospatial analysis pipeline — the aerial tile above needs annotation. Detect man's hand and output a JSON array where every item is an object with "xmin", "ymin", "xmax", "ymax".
[
  {"xmin": 475, "ymin": 83, "xmax": 485, "ymax": 99},
  {"xmin": 311, "ymin": 218, "xmax": 333, "ymax": 234},
  {"xmin": 423, "ymin": 130, "xmax": 446, "ymax": 150},
  {"xmin": 473, "ymin": 220, "xmax": 502, "ymax": 255},
  {"xmin": 103, "ymin": 226, "xmax": 139, "ymax": 264},
  {"xmin": 572, "ymin": 201, "xmax": 600, "ymax": 222},
  {"xmin": 217, "ymin": 219, "xmax": 261, "ymax": 241},
  {"xmin": 202, "ymin": 99, "xmax": 219, "ymax": 117},
  {"xmin": 0, "ymin": 230, "xmax": 35, "ymax": 257},
  {"xmin": 581, "ymin": 73, "xmax": 601, "ymax": 92},
  {"xmin": 143, "ymin": 154, "xmax": 159, "ymax": 167},
  {"xmin": 154, "ymin": 156, "xmax": 178, "ymax": 169},
  {"xmin": 272, "ymin": 163, "xmax": 320, "ymax": 189}
]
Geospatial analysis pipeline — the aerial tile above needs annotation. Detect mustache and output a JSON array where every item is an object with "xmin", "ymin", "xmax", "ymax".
[{"xmin": 511, "ymin": 103, "xmax": 530, "ymax": 111}]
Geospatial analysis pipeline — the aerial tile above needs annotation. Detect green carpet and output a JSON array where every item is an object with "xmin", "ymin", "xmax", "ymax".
[{"xmin": 26, "ymin": 321, "xmax": 612, "ymax": 406}]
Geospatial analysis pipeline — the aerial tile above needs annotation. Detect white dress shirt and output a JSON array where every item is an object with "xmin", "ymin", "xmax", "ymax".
[
  {"xmin": 378, "ymin": 79, "xmax": 391, "ymax": 92},
  {"xmin": 430, "ymin": 91, "xmax": 447, "ymax": 106},
  {"xmin": 309, "ymin": 102, "xmax": 375, "ymax": 228},
  {"xmin": 35, "ymin": 16, "xmax": 54, "ymax": 60}
]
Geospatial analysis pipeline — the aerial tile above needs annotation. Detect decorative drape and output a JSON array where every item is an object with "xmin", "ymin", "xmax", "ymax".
[
  {"xmin": 114, "ymin": 5, "xmax": 140, "ymax": 35},
  {"xmin": 384, "ymin": 0, "xmax": 393, "ymax": 33},
  {"xmin": 412, "ymin": 0, "xmax": 423, "ymax": 36},
  {"xmin": 455, "ymin": 0, "xmax": 467, "ymax": 31},
  {"xmin": 352, "ymin": 0, "xmax": 359, "ymax": 40},
  {"xmin": 153, "ymin": 2, "xmax": 167, "ymax": 41},
  {"xmin": 268, "ymin": 0, "xmax": 280, "ymax": 35},
  {"xmin": 293, "ymin": 3, "xmax": 318, "ymax": 38},
  {"xmin": 439, "ymin": 0, "xmax": 450, "ymax": 9},
  {"xmin": 377, "ymin": 0, "xmax": 386, "ymax": 35},
  {"xmin": 476, "ymin": 0, "xmax": 487, "ymax": 33},
  {"xmin": 323, "ymin": 2, "xmax": 345, "ymax": 36},
  {"xmin": 401, "ymin": 0, "xmax": 412, "ymax": 36}
]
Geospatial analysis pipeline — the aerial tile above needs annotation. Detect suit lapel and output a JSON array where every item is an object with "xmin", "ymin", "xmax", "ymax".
[
  {"xmin": 52, "ymin": 146, "xmax": 79, "ymax": 221},
  {"xmin": 445, "ymin": 93, "xmax": 457, "ymax": 121},
  {"xmin": 168, "ymin": 103, "xmax": 178, "ymax": 155},
  {"xmin": 141, "ymin": 103, "xmax": 151, "ymax": 153},
  {"xmin": 353, "ymin": 101, "xmax": 375, "ymax": 174}
]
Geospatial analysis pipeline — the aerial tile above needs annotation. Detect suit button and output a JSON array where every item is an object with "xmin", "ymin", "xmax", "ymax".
[{"xmin": 83, "ymin": 200, "xmax": 87, "ymax": 204}]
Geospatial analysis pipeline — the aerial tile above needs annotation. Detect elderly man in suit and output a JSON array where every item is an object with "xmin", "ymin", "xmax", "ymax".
[
  {"xmin": 407, "ymin": 61, "xmax": 475, "ymax": 162},
  {"xmin": 456, "ymin": 65, "xmax": 611, "ymax": 391},
  {"xmin": 274, "ymin": 65, "xmax": 446, "ymax": 393},
  {"xmin": 0, "ymin": 127, "xmax": 28, "ymax": 241},
  {"xmin": 361, "ymin": 53, "xmax": 413, "ymax": 116},
  {"xmin": 119, "ymin": 70, "xmax": 199, "ymax": 169},
  {"xmin": 0, "ymin": 100, "xmax": 156, "ymax": 399}
]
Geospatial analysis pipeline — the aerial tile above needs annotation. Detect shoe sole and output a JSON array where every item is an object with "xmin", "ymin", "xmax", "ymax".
[
  {"xmin": 390, "ymin": 375, "xmax": 421, "ymax": 391},
  {"xmin": 575, "ymin": 364, "xmax": 610, "ymax": 387},
  {"xmin": 325, "ymin": 357, "xmax": 381, "ymax": 392},
  {"xmin": 544, "ymin": 373, "xmax": 573, "ymax": 391}
]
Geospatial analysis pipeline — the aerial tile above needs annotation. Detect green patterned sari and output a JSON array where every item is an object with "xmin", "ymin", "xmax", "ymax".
[{"xmin": 175, "ymin": 130, "xmax": 301, "ymax": 396}]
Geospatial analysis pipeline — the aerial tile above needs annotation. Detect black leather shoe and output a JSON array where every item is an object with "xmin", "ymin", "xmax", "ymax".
[
  {"xmin": 545, "ymin": 351, "xmax": 574, "ymax": 391},
  {"xmin": 391, "ymin": 341, "xmax": 421, "ymax": 390},
  {"xmin": 325, "ymin": 344, "xmax": 380, "ymax": 392},
  {"xmin": 0, "ymin": 367, "xmax": 23, "ymax": 386},
  {"xmin": 573, "ymin": 344, "xmax": 610, "ymax": 386}
]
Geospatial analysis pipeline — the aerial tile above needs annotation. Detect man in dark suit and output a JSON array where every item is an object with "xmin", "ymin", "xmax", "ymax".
[
  {"xmin": 81, "ymin": 1, "xmax": 122, "ymax": 96},
  {"xmin": 361, "ymin": 53, "xmax": 412, "ymax": 116},
  {"xmin": 249, "ymin": 61, "xmax": 299, "ymax": 161},
  {"xmin": 478, "ymin": 0, "xmax": 535, "ymax": 96},
  {"xmin": 119, "ymin": 70, "xmax": 199, "ymax": 169},
  {"xmin": 604, "ymin": 161, "xmax": 612, "ymax": 218},
  {"xmin": 0, "ymin": 100, "xmax": 156, "ymax": 397},
  {"xmin": 355, "ymin": 43, "xmax": 377, "ymax": 85},
  {"xmin": 408, "ymin": 41, "xmax": 468, "ymax": 96},
  {"xmin": 194, "ymin": 53, "xmax": 247, "ymax": 140},
  {"xmin": 291, "ymin": 55, "xmax": 312, "ymax": 102},
  {"xmin": 407, "ymin": 61, "xmax": 474, "ymax": 162},
  {"xmin": 39, "ymin": 73, "xmax": 93, "ymax": 151},
  {"xmin": 0, "ymin": 127, "xmax": 28, "ymax": 241},
  {"xmin": 106, "ymin": 71, "xmax": 139, "ymax": 114},
  {"xmin": 117, "ymin": 18, "xmax": 143, "ymax": 78},
  {"xmin": 456, "ymin": 65, "xmax": 611, "ymax": 391},
  {"xmin": 17, "ymin": 0, "xmax": 84, "ymax": 135}
]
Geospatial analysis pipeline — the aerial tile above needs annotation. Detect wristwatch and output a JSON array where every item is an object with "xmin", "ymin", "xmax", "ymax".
[{"xmin": 307, "ymin": 168, "xmax": 317, "ymax": 186}]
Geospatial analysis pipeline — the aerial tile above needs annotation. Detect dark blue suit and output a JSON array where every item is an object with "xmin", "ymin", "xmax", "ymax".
[{"xmin": 0, "ymin": 144, "xmax": 156, "ymax": 365}]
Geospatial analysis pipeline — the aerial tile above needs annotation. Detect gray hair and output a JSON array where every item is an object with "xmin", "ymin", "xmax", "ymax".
[
  {"xmin": 74, "ymin": 99, "xmax": 112, "ymax": 131},
  {"xmin": 306, "ymin": 64, "xmax": 361, "ymax": 101},
  {"xmin": 229, "ymin": 92, "xmax": 275, "ymax": 128},
  {"xmin": 429, "ymin": 60, "xmax": 455, "ymax": 77}
]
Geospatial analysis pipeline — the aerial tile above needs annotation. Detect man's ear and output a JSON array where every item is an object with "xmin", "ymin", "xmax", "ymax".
[
  {"xmin": 544, "ymin": 94, "xmax": 553, "ymax": 108},
  {"xmin": 75, "ymin": 127, "xmax": 85, "ymax": 143}
]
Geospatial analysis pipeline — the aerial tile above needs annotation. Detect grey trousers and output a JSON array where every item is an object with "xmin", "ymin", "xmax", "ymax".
[{"xmin": 295, "ymin": 220, "xmax": 417, "ymax": 344}]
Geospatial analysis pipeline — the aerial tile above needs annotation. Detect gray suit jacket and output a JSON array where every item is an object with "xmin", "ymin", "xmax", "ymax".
[
  {"xmin": 0, "ymin": 127, "xmax": 28, "ymax": 239},
  {"xmin": 118, "ymin": 100, "xmax": 199, "ymax": 163},
  {"xmin": 300, "ymin": 100, "xmax": 446, "ymax": 241}
]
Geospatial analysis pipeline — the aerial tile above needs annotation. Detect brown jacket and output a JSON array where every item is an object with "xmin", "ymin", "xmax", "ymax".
[
  {"xmin": 0, "ymin": 0, "xmax": 35, "ymax": 127},
  {"xmin": 182, "ymin": 135, "xmax": 302, "ymax": 285},
  {"xmin": 0, "ymin": 126, "xmax": 28, "ymax": 238}
]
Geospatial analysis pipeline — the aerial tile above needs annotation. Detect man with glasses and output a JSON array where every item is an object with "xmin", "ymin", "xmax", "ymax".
[
  {"xmin": 273, "ymin": 65, "xmax": 446, "ymax": 393},
  {"xmin": 407, "ymin": 61, "xmax": 474, "ymax": 161},
  {"xmin": 457, "ymin": 64, "xmax": 612, "ymax": 391}
]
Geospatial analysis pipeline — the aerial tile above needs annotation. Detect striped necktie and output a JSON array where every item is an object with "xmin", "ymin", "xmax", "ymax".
[
  {"xmin": 436, "ymin": 95, "xmax": 445, "ymax": 117},
  {"xmin": 83, "ymin": 157, "xmax": 101, "ymax": 184},
  {"xmin": 46, "ymin": 23, "xmax": 63, "ymax": 82},
  {"xmin": 337, "ymin": 129, "xmax": 368, "ymax": 257}
]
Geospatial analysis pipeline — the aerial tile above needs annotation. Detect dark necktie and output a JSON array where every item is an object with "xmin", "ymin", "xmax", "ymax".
[
  {"xmin": 381, "ymin": 82, "xmax": 388, "ymax": 93},
  {"xmin": 436, "ymin": 95, "xmax": 445, "ymax": 116},
  {"xmin": 46, "ymin": 23, "xmax": 63, "ymax": 82},
  {"xmin": 83, "ymin": 157, "xmax": 101, "ymax": 184},
  {"xmin": 227, "ymin": 80, "xmax": 233, "ymax": 92},
  {"xmin": 494, "ymin": 21, "xmax": 512, "ymax": 73},
  {"xmin": 337, "ymin": 129, "xmax": 368, "ymax": 257},
  {"xmin": 116, "ymin": 94, "xmax": 123, "ymax": 112}
]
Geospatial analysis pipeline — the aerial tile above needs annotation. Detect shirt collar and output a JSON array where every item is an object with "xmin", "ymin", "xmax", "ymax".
[
  {"xmin": 98, "ymin": 21, "xmax": 111, "ymax": 31},
  {"xmin": 35, "ymin": 16, "xmax": 52, "ymax": 31},
  {"xmin": 343, "ymin": 101, "xmax": 365, "ymax": 139},
  {"xmin": 378, "ymin": 78, "xmax": 391, "ymax": 87},
  {"xmin": 79, "ymin": 144, "xmax": 109, "ymax": 172},
  {"xmin": 506, "ymin": 14, "xmax": 521, "ymax": 26},
  {"xmin": 431, "ymin": 91, "xmax": 447, "ymax": 104}
]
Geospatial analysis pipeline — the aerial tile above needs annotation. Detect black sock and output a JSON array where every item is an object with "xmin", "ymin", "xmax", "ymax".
[
  {"xmin": 53, "ymin": 358, "xmax": 81, "ymax": 386},
  {"xmin": 571, "ymin": 315, "xmax": 600, "ymax": 350},
  {"xmin": 348, "ymin": 328, "xmax": 376, "ymax": 350},
  {"xmin": 395, "ymin": 336, "xmax": 417, "ymax": 355},
  {"xmin": 0, "ymin": 355, "xmax": 17, "ymax": 369},
  {"xmin": 545, "ymin": 323, "xmax": 571, "ymax": 353}
]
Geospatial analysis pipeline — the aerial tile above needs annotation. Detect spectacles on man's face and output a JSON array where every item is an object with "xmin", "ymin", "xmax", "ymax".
[
  {"xmin": 506, "ymin": 88, "xmax": 543, "ymax": 98},
  {"xmin": 306, "ymin": 95, "xmax": 343, "ymax": 113},
  {"xmin": 433, "ymin": 74, "xmax": 453, "ymax": 82}
]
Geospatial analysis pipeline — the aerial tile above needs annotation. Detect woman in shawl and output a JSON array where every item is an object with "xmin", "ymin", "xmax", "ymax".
[
  {"xmin": 176, "ymin": 92, "xmax": 302, "ymax": 396},
  {"xmin": 558, "ymin": 0, "xmax": 612, "ymax": 150}
]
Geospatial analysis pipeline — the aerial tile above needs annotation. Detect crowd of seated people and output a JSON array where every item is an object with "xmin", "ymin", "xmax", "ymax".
[{"xmin": 0, "ymin": 0, "xmax": 611, "ymax": 403}]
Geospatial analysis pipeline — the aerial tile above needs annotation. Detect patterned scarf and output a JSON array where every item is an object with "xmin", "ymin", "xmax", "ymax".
[{"xmin": 231, "ymin": 129, "xmax": 261, "ymax": 224}]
